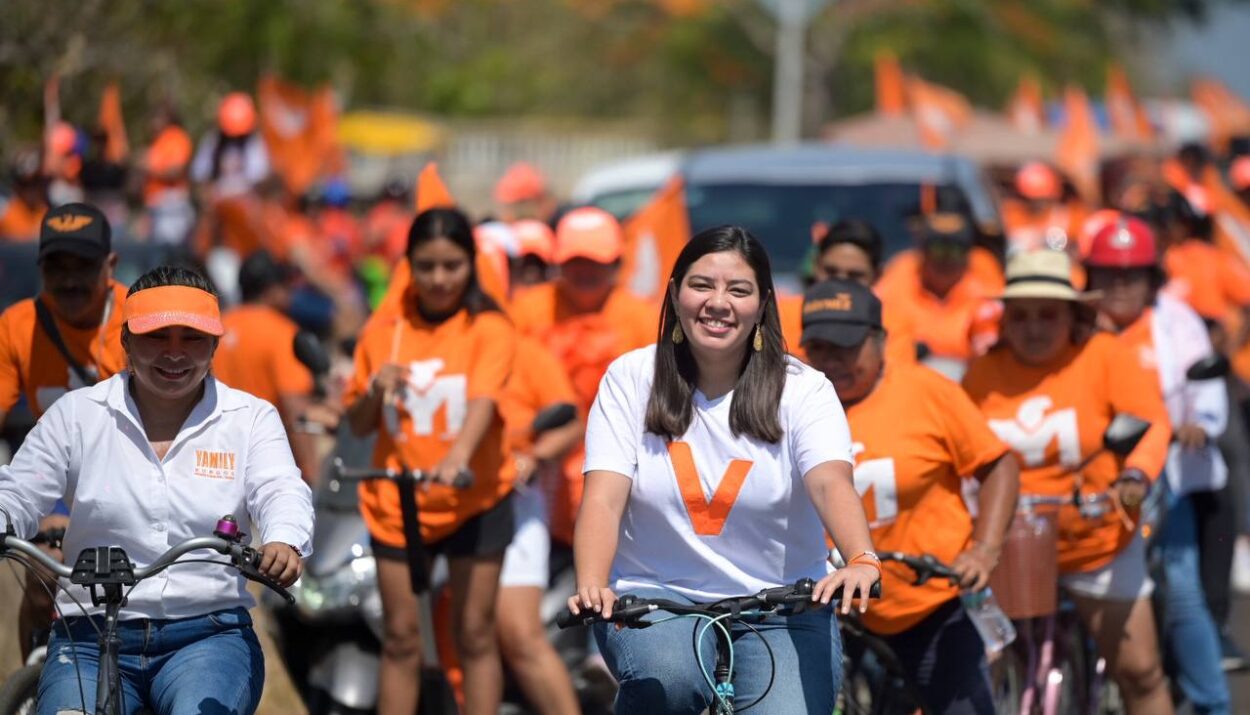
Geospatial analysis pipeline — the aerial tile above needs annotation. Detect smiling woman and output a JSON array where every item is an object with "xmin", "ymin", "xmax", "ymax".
[
  {"xmin": 0, "ymin": 262, "xmax": 313, "ymax": 714},
  {"xmin": 569, "ymin": 225, "xmax": 880, "ymax": 714}
]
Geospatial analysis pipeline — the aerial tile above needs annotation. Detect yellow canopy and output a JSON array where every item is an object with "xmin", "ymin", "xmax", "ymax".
[{"xmin": 337, "ymin": 111, "xmax": 447, "ymax": 156}]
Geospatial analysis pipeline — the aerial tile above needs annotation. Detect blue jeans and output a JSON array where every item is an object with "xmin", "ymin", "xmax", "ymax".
[
  {"xmin": 36, "ymin": 607, "xmax": 264, "ymax": 715},
  {"xmin": 1157, "ymin": 483, "xmax": 1231, "ymax": 715},
  {"xmin": 593, "ymin": 586, "xmax": 841, "ymax": 714}
]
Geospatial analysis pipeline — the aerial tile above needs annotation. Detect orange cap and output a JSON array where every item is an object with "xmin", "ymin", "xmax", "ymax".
[
  {"xmin": 494, "ymin": 162, "xmax": 547, "ymax": 204},
  {"xmin": 123, "ymin": 285, "xmax": 224, "ymax": 336},
  {"xmin": 217, "ymin": 92, "xmax": 256, "ymax": 137},
  {"xmin": 49, "ymin": 122, "xmax": 78, "ymax": 157},
  {"xmin": 1231, "ymin": 156, "xmax": 1250, "ymax": 191},
  {"xmin": 554, "ymin": 207, "xmax": 623, "ymax": 264},
  {"xmin": 513, "ymin": 219, "xmax": 555, "ymax": 263},
  {"xmin": 1015, "ymin": 161, "xmax": 1062, "ymax": 201}
]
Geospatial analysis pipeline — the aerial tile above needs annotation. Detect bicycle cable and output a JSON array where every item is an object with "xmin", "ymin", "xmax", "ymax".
[{"xmin": 3, "ymin": 552, "xmax": 90, "ymax": 713}]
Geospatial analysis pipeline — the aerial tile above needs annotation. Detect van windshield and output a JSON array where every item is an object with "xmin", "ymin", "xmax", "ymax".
[{"xmin": 685, "ymin": 181, "xmax": 972, "ymax": 277}]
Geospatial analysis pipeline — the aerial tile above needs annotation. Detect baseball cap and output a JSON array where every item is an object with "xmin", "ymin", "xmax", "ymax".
[
  {"xmin": 800, "ymin": 280, "xmax": 883, "ymax": 348},
  {"xmin": 553, "ymin": 207, "xmax": 623, "ymax": 264},
  {"xmin": 513, "ymin": 219, "xmax": 555, "ymax": 263},
  {"xmin": 39, "ymin": 202, "xmax": 111, "ymax": 262},
  {"xmin": 494, "ymin": 162, "xmax": 547, "ymax": 205}
]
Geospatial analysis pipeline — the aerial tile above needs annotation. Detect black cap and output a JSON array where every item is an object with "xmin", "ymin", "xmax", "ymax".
[
  {"xmin": 39, "ymin": 202, "xmax": 111, "ymax": 262},
  {"xmin": 239, "ymin": 249, "xmax": 295, "ymax": 301},
  {"xmin": 918, "ymin": 212, "xmax": 974, "ymax": 247},
  {"xmin": 800, "ymin": 279, "xmax": 883, "ymax": 348}
]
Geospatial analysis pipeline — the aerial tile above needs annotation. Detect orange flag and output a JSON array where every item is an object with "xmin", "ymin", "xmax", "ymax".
[
  {"xmin": 257, "ymin": 75, "xmax": 343, "ymax": 195},
  {"xmin": 908, "ymin": 76, "xmax": 972, "ymax": 151},
  {"xmin": 97, "ymin": 82, "xmax": 129, "ymax": 163},
  {"xmin": 415, "ymin": 162, "xmax": 456, "ymax": 212},
  {"xmin": 1105, "ymin": 65, "xmax": 1153, "ymax": 142},
  {"xmin": 1006, "ymin": 75, "xmax": 1045, "ymax": 134},
  {"xmin": 376, "ymin": 165, "xmax": 509, "ymax": 319},
  {"xmin": 874, "ymin": 50, "xmax": 907, "ymax": 117},
  {"xmin": 621, "ymin": 177, "xmax": 691, "ymax": 304},
  {"xmin": 1055, "ymin": 85, "xmax": 1100, "ymax": 203},
  {"xmin": 1192, "ymin": 77, "xmax": 1250, "ymax": 154}
]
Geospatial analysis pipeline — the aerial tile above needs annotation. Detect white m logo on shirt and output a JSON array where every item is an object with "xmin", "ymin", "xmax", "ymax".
[
  {"xmin": 850, "ymin": 442, "xmax": 897, "ymax": 528},
  {"xmin": 987, "ymin": 396, "xmax": 1080, "ymax": 468},
  {"xmin": 383, "ymin": 359, "xmax": 468, "ymax": 438}
]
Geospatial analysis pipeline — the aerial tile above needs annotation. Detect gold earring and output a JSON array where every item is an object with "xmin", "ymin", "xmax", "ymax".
[
  {"xmin": 753, "ymin": 325, "xmax": 763, "ymax": 352},
  {"xmin": 672, "ymin": 323, "xmax": 685, "ymax": 344}
]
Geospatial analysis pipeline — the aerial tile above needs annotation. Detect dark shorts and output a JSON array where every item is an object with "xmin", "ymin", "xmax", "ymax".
[{"xmin": 371, "ymin": 491, "xmax": 516, "ymax": 562}]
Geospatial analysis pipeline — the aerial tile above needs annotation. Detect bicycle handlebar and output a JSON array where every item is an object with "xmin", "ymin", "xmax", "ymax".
[
  {"xmin": 330, "ymin": 458, "xmax": 474, "ymax": 489},
  {"xmin": 879, "ymin": 551, "xmax": 959, "ymax": 586},
  {"xmin": 557, "ymin": 578, "xmax": 883, "ymax": 629},
  {"xmin": 0, "ymin": 521, "xmax": 295, "ymax": 606}
]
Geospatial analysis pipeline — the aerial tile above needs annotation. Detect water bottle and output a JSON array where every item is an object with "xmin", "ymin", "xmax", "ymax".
[{"xmin": 959, "ymin": 587, "xmax": 1016, "ymax": 656}]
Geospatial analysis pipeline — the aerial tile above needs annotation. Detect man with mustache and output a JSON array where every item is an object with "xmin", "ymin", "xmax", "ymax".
[{"xmin": 0, "ymin": 201, "xmax": 127, "ymax": 660}]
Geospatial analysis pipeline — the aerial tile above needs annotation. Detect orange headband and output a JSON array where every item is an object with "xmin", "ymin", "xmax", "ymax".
[{"xmin": 123, "ymin": 285, "xmax": 224, "ymax": 336}]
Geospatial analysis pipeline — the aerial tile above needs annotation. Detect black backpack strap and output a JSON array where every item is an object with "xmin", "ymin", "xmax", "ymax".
[{"xmin": 34, "ymin": 298, "xmax": 96, "ymax": 387}]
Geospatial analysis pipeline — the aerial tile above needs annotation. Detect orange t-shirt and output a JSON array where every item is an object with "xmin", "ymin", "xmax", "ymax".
[
  {"xmin": 961, "ymin": 334, "xmax": 1171, "ymax": 573},
  {"xmin": 1163, "ymin": 239, "xmax": 1250, "ymax": 322},
  {"xmin": 143, "ymin": 125, "xmax": 193, "ymax": 204},
  {"xmin": 780, "ymin": 290, "xmax": 917, "ymax": 366},
  {"xmin": 346, "ymin": 304, "xmax": 516, "ymax": 545},
  {"xmin": 0, "ymin": 198, "xmax": 46, "ymax": 242},
  {"xmin": 497, "ymin": 336, "xmax": 578, "ymax": 485},
  {"xmin": 847, "ymin": 364, "xmax": 1008, "ymax": 635},
  {"xmin": 0, "ymin": 283, "xmax": 127, "ymax": 417},
  {"xmin": 212, "ymin": 304, "xmax": 313, "ymax": 409},
  {"xmin": 876, "ymin": 250, "xmax": 1000, "ymax": 361},
  {"xmin": 510, "ymin": 283, "xmax": 655, "ymax": 543}
]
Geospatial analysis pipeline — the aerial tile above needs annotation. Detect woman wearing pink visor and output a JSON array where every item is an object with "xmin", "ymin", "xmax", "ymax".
[{"xmin": 0, "ymin": 265, "xmax": 314, "ymax": 715}]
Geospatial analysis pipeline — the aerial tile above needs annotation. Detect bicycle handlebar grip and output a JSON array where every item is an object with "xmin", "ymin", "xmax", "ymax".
[{"xmin": 556, "ymin": 608, "xmax": 598, "ymax": 629}]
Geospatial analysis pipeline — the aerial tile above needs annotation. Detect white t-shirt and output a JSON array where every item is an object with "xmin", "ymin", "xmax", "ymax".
[{"xmin": 583, "ymin": 345, "xmax": 853, "ymax": 601}]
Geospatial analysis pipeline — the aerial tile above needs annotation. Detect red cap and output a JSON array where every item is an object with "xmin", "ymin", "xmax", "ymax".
[
  {"xmin": 1015, "ymin": 162, "xmax": 1062, "ymax": 201},
  {"xmin": 513, "ymin": 219, "xmax": 555, "ymax": 263},
  {"xmin": 1084, "ymin": 217, "xmax": 1157, "ymax": 269},
  {"xmin": 494, "ymin": 162, "xmax": 547, "ymax": 205},
  {"xmin": 217, "ymin": 92, "xmax": 256, "ymax": 137},
  {"xmin": 1230, "ymin": 156, "xmax": 1250, "ymax": 191},
  {"xmin": 554, "ymin": 207, "xmax": 623, "ymax": 264}
]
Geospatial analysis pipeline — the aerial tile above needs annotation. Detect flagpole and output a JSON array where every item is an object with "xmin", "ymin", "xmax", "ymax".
[{"xmin": 771, "ymin": 0, "xmax": 805, "ymax": 145}]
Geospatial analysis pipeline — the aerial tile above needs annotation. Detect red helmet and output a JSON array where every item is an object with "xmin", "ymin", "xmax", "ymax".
[
  {"xmin": 1084, "ymin": 217, "xmax": 1157, "ymax": 268},
  {"xmin": 1015, "ymin": 162, "xmax": 1062, "ymax": 201},
  {"xmin": 1230, "ymin": 156, "xmax": 1250, "ymax": 191}
]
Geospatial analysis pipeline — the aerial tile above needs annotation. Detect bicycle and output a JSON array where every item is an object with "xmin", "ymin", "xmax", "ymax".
[
  {"xmin": 557, "ymin": 578, "xmax": 881, "ymax": 714},
  {"xmin": 0, "ymin": 526, "xmax": 65, "ymax": 715},
  {"xmin": 0, "ymin": 514, "xmax": 295, "ymax": 715}
]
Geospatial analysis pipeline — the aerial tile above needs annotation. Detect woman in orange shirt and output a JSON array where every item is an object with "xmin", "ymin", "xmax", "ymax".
[
  {"xmin": 962, "ymin": 249, "xmax": 1173, "ymax": 715},
  {"xmin": 345, "ymin": 207, "xmax": 517, "ymax": 715}
]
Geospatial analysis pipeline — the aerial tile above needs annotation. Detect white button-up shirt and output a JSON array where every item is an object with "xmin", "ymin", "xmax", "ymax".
[{"xmin": 0, "ymin": 373, "xmax": 314, "ymax": 620}]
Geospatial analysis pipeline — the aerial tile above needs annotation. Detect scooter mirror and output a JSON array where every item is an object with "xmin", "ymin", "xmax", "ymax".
[
  {"xmin": 531, "ymin": 403, "xmax": 577, "ymax": 434},
  {"xmin": 1102, "ymin": 414, "xmax": 1151, "ymax": 457},
  {"xmin": 293, "ymin": 331, "xmax": 331, "ymax": 378},
  {"xmin": 1185, "ymin": 354, "xmax": 1230, "ymax": 382}
]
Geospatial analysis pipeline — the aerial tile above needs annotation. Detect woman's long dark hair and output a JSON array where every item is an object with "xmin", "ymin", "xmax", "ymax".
[
  {"xmin": 645, "ymin": 225, "xmax": 787, "ymax": 443},
  {"xmin": 406, "ymin": 207, "xmax": 501, "ymax": 316}
]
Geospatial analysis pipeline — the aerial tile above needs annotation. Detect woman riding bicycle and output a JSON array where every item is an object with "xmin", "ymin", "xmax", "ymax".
[
  {"xmin": 568, "ymin": 225, "xmax": 880, "ymax": 713},
  {"xmin": 801, "ymin": 278, "xmax": 1020, "ymax": 714},
  {"xmin": 0, "ymin": 265, "xmax": 313, "ymax": 715},
  {"xmin": 962, "ymin": 249, "xmax": 1174, "ymax": 715},
  {"xmin": 1084, "ymin": 216, "xmax": 1232, "ymax": 715},
  {"xmin": 344, "ymin": 207, "xmax": 517, "ymax": 715}
]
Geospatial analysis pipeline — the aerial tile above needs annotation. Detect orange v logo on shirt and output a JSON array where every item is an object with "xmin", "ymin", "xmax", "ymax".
[{"xmin": 668, "ymin": 442, "xmax": 753, "ymax": 536}]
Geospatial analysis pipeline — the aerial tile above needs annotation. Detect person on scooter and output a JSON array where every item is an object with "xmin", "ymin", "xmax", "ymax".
[
  {"xmin": 962, "ymin": 249, "xmax": 1174, "ymax": 715},
  {"xmin": 802, "ymin": 279, "xmax": 1019, "ymax": 715},
  {"xmin": 0, "ymin": 264, "xmax": 313, "ymax": 715},
  {"xmin": 344, "ymin": 207, "xmax": 517, "ymax": 715}
]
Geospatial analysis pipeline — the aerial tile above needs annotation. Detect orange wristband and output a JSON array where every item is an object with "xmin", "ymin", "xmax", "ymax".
[{"xmin": 848, "ymin": 551, "xmax": 882, "ymax": 576}]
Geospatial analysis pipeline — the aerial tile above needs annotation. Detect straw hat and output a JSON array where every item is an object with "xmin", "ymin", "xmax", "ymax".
[{"xmin": 999, "ymin": 249, "xmax": 1100, "ymax": 302}]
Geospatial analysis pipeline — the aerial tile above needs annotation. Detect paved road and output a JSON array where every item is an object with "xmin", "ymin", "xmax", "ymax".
[{"xmin": 1231, "ymin": 595, "xmax": 1250, "ymax": 711}]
